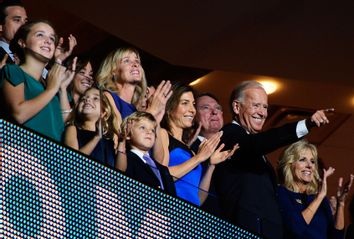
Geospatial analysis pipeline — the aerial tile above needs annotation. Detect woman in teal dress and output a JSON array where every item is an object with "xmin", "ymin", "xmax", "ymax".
[{"xmin": 0, "ymin": 20, "xmax": 75, "ymax": 142}]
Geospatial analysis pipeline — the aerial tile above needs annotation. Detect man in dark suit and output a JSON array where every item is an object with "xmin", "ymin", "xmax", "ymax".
[
  {"xmin": 118, "ymin": 111, "xmax": 176, "ymax": 196},
  {"xmin": 0, "ymin": 0, "xmax": 27, "ymax": 66},
  {"xmin": 191, "ymin": 93, "xmax": 224, "ymax": 216},
  {"xmin": 214, "ymin": 81, "xmax": 331, "ymax": 239}
]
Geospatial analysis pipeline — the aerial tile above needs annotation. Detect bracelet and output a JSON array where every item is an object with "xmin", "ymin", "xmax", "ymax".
[
  {"xmin": 117, "ymin": 150, "xmax": 126, "ymax": 154},
  {"xmin": 62, "ymin": 108, "xmax": 72, "ymax": 114}
]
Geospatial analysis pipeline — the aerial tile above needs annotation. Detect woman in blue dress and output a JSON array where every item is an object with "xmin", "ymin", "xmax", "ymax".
[
  {"xmin": 160, "ymin": 83, "xmax": 237, "ymax": 206},
  {"xmin": 277, "ymin": 140, "xmax": 353, "ymax": 239}
]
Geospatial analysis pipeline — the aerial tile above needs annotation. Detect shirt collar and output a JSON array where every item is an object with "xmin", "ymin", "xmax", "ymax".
[
  {"xmin": 0, "ymin": 40, "xmax": 14, "ymax": 60},
  {"xmin": 130, "ymin": 148, "xmax": 148, "ymax": 163},
  {"xmin": 232, "ymin": 120, "xmax": 250, "ymax": 134}
]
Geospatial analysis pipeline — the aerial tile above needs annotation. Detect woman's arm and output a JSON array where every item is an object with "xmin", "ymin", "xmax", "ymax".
[
  {"xmin": 334, "ymin": 174, "xmax": 354, "ymax": 230},
  {"xmin": 302, "ymin": 167, "xmax": 335, "ymax": 224},
  {"xmin": 58, "ymin": 58, "xmax": 77, "ymax": 122},
  {"xmin": 168, "ymin": 132, "xmax": 221, "ymax": 180},
  {"xmin": 198, "ymin": 143, "xmax": 238, "ymax": 204},
  {"xmin": 115, "ymin": 140, "xmax": 128, "ymax": 172},
  {"xmin": 153, "ymin": 126, "xmax": 169, "ymax": 166},
  {"xmin": 198, "ymin": 164, "xmax": 215, "ymax": 205},
  {"xmin": 64, "ymin": 125, "xmax": 100, "ymax": 155},
  {"xmin": 2, "ymin": 80, "xmax": 58, "ymax": 124}
]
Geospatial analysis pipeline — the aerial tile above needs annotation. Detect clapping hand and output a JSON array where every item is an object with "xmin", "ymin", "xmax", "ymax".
[
  {"xmin": 197, "ymin": 131, "xmax": 222, "ymax": 162},
  {"xmin": 54, "ymin": 34, "xmax": 77, "ymax": 64},
  {"xmin": 318, "ymin": 167, "xmax": 335, "ymax": 199},
  {"xmin": 209, "ymin": 143, "xmax": 239, "ymax": 165},
  {"xmin": 47, "ymin": 57, "xmax": 77, "ymax": 92},
  {"xmin": 336, "ymin": 174, "xmax": 354, "ymax": 206},
  {"xmin": 146, "ymin": 80, "xmax": 172, "ymax": 123}
]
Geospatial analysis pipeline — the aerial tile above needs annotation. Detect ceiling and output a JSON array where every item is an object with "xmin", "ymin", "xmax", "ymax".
[
  {"xmin": 26, "ymin": 0, "xmax": 354, "ymax": 219},
  {"xmin": 26, "ymin": 0, "xmax": 354, "ymax": 113}
]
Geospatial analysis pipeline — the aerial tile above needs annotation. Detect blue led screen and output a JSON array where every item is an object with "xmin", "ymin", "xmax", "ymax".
[{"xmin": 0, "ymin": 120, "xmax": 261, "ymax": 238}]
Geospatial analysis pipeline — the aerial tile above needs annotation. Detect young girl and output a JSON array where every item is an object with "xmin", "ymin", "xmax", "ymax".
[
  {"xmin": 64, "ymin": 87, "xmax": 119, "ymax": 167},
  {"xmin": 0, "ymin": 20, "xmax": 75, "ymax": 142}
]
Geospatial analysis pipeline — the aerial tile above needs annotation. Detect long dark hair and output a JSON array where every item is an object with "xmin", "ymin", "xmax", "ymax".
[{"xmin": 161, "ymin": 83, "xmax": 196, "ymax": 144}]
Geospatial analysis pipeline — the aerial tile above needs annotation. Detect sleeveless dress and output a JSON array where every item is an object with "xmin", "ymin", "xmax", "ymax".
[
  {"xmin": 0, "ymin": 64, "xmax": 64, "ymax": 142},
  {"xmin": 76, "ymin": 127, "xmax": 115, "ymax": 168},
  {"xmin": 168, "ymin": 134, "xmax": 202, "ymax": 206},
  {"xmin": 107, "ymin": 90, "xmax": 136, "ymax": 119}
]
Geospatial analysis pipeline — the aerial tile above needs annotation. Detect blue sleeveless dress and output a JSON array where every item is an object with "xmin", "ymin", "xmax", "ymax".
[
  {"xmin": 168, "ymin": 134, "xmax": 202, "ymax": 206},
  {"xmin": 107, "ymin": 90, "xmax": 136, "ymax": 119}
]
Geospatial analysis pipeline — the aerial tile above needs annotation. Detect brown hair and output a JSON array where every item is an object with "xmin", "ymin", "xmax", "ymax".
[{"xmin": 161, "ymin": 83, "xmax": 196, "ymax": 144}]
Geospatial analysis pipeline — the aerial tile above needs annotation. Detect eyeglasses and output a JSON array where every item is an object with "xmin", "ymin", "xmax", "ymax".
[{"xmin": 198, "ymin": 105, "xmax": 223, "ymax": 113}]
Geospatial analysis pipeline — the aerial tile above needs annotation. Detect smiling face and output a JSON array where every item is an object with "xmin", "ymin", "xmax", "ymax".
[
  {"xmin": 114, "ymin": 51, "xmax": 142, "ymax": 84},
  {"xmin": 234, "ymin": 87, "xmax": 268, "ymax": 134},
  {"xmin": 292, "ymin": 148, "xmax": 317, "ymax": 190},
  {"xmin": 170, "ymin": 91, "xmax": 196, "ymax": 130},
  {"xmin": 196, "ymin": 95, "xmax": 223, "ymax": 137},
  {"xmin": 1, "ymin": 6, "xmax": 27, "ymax": 43},
  {"xmin": 129, "ymin": 118, "xmax": 156, "ymax": 153},
  {"xmin": 21, "ymin": 22, "xmax": 56, "ymax": 61},
  {"xmin": 78, "ymin": 88, "xmax": 100, "ymax": 120},
  {"xmin": 73, "ymin": 62, "xmax": 94, "ymax": 95}
]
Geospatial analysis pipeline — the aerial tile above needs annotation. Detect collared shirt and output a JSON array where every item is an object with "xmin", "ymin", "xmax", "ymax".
[
  {"xmin": 197, "ymin": 135, "xmax": 206, "ymax": 142},
  {"xmin": 130, "ymin": 148, "xmax": 148, "ymax": 163},
  {"xmin": 0, "ymin": 40, "xmax": 14, "ymax": 61}
]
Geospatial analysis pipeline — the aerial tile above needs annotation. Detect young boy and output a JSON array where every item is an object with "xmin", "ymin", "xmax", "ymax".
[{"xmin": 118, "ymin": 111, "xmax": 176, "ymax": 196}]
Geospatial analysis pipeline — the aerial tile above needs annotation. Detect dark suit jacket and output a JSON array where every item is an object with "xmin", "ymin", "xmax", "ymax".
[
  {"xmin": 126, "ymin": 151, "xmax": 176, "ymax": 196},
  {"xmin": 214, "ymin": 121, "xmax": 300, "ymax": 239},
  {"xmin": 0, "ymin": 46, "xmax": 15, "ymax": 64}
]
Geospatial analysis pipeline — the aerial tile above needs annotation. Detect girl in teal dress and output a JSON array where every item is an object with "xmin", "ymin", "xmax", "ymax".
[{"xmin": 0, "ymin": 20, "xmax": 76, "ymax": 142}]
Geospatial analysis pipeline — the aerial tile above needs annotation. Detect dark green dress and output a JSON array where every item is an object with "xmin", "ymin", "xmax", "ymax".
[{"xmin": 0, "ymin": 64, "xmax": 64, "ymax": 142}]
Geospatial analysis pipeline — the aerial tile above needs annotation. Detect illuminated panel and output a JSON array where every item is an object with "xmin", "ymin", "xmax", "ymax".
[{"xmin": 0, "ymin": 120, "xmax": 261, "ymax": 238}]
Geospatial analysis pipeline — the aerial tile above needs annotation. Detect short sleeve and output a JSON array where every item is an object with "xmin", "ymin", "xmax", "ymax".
[{"xmin": 0, "ymin": 64, "xmax": 25, "ymax": 87}]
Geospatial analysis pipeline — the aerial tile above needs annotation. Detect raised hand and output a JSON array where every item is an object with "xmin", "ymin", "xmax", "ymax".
[
  {"xmin": 54, "ymin": 34, "xmax": 77, "ymax": 63},
  {"xmin": 60, "ymin": 57, "xmax": 77, "ymax": 91},
  {"xmin": 336, "ymin": 174, "xmax": 354, "ymax": 206},
  {"xmin": 318, "ymin": 167, "xmax": 335, "ymax": 199},
  {"xmin": 209, "ymin": 143, "xmax": 239, "ymax": 165},
  {"xmin": 196, "ymin": 131, "xmax": 222, "ymax": 162},
  {"xmin": 146, "ymin": 80, "xmax": 172, "ymax": 123}
]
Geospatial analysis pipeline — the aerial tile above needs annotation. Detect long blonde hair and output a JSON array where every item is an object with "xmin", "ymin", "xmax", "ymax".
[
  {"xmin": 278, "ymin": 140, "xmax": 320, "ymax": 194},
  {"xmin": 96, "ymin": 47, "xmax": 147, "ymax": 107}
]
